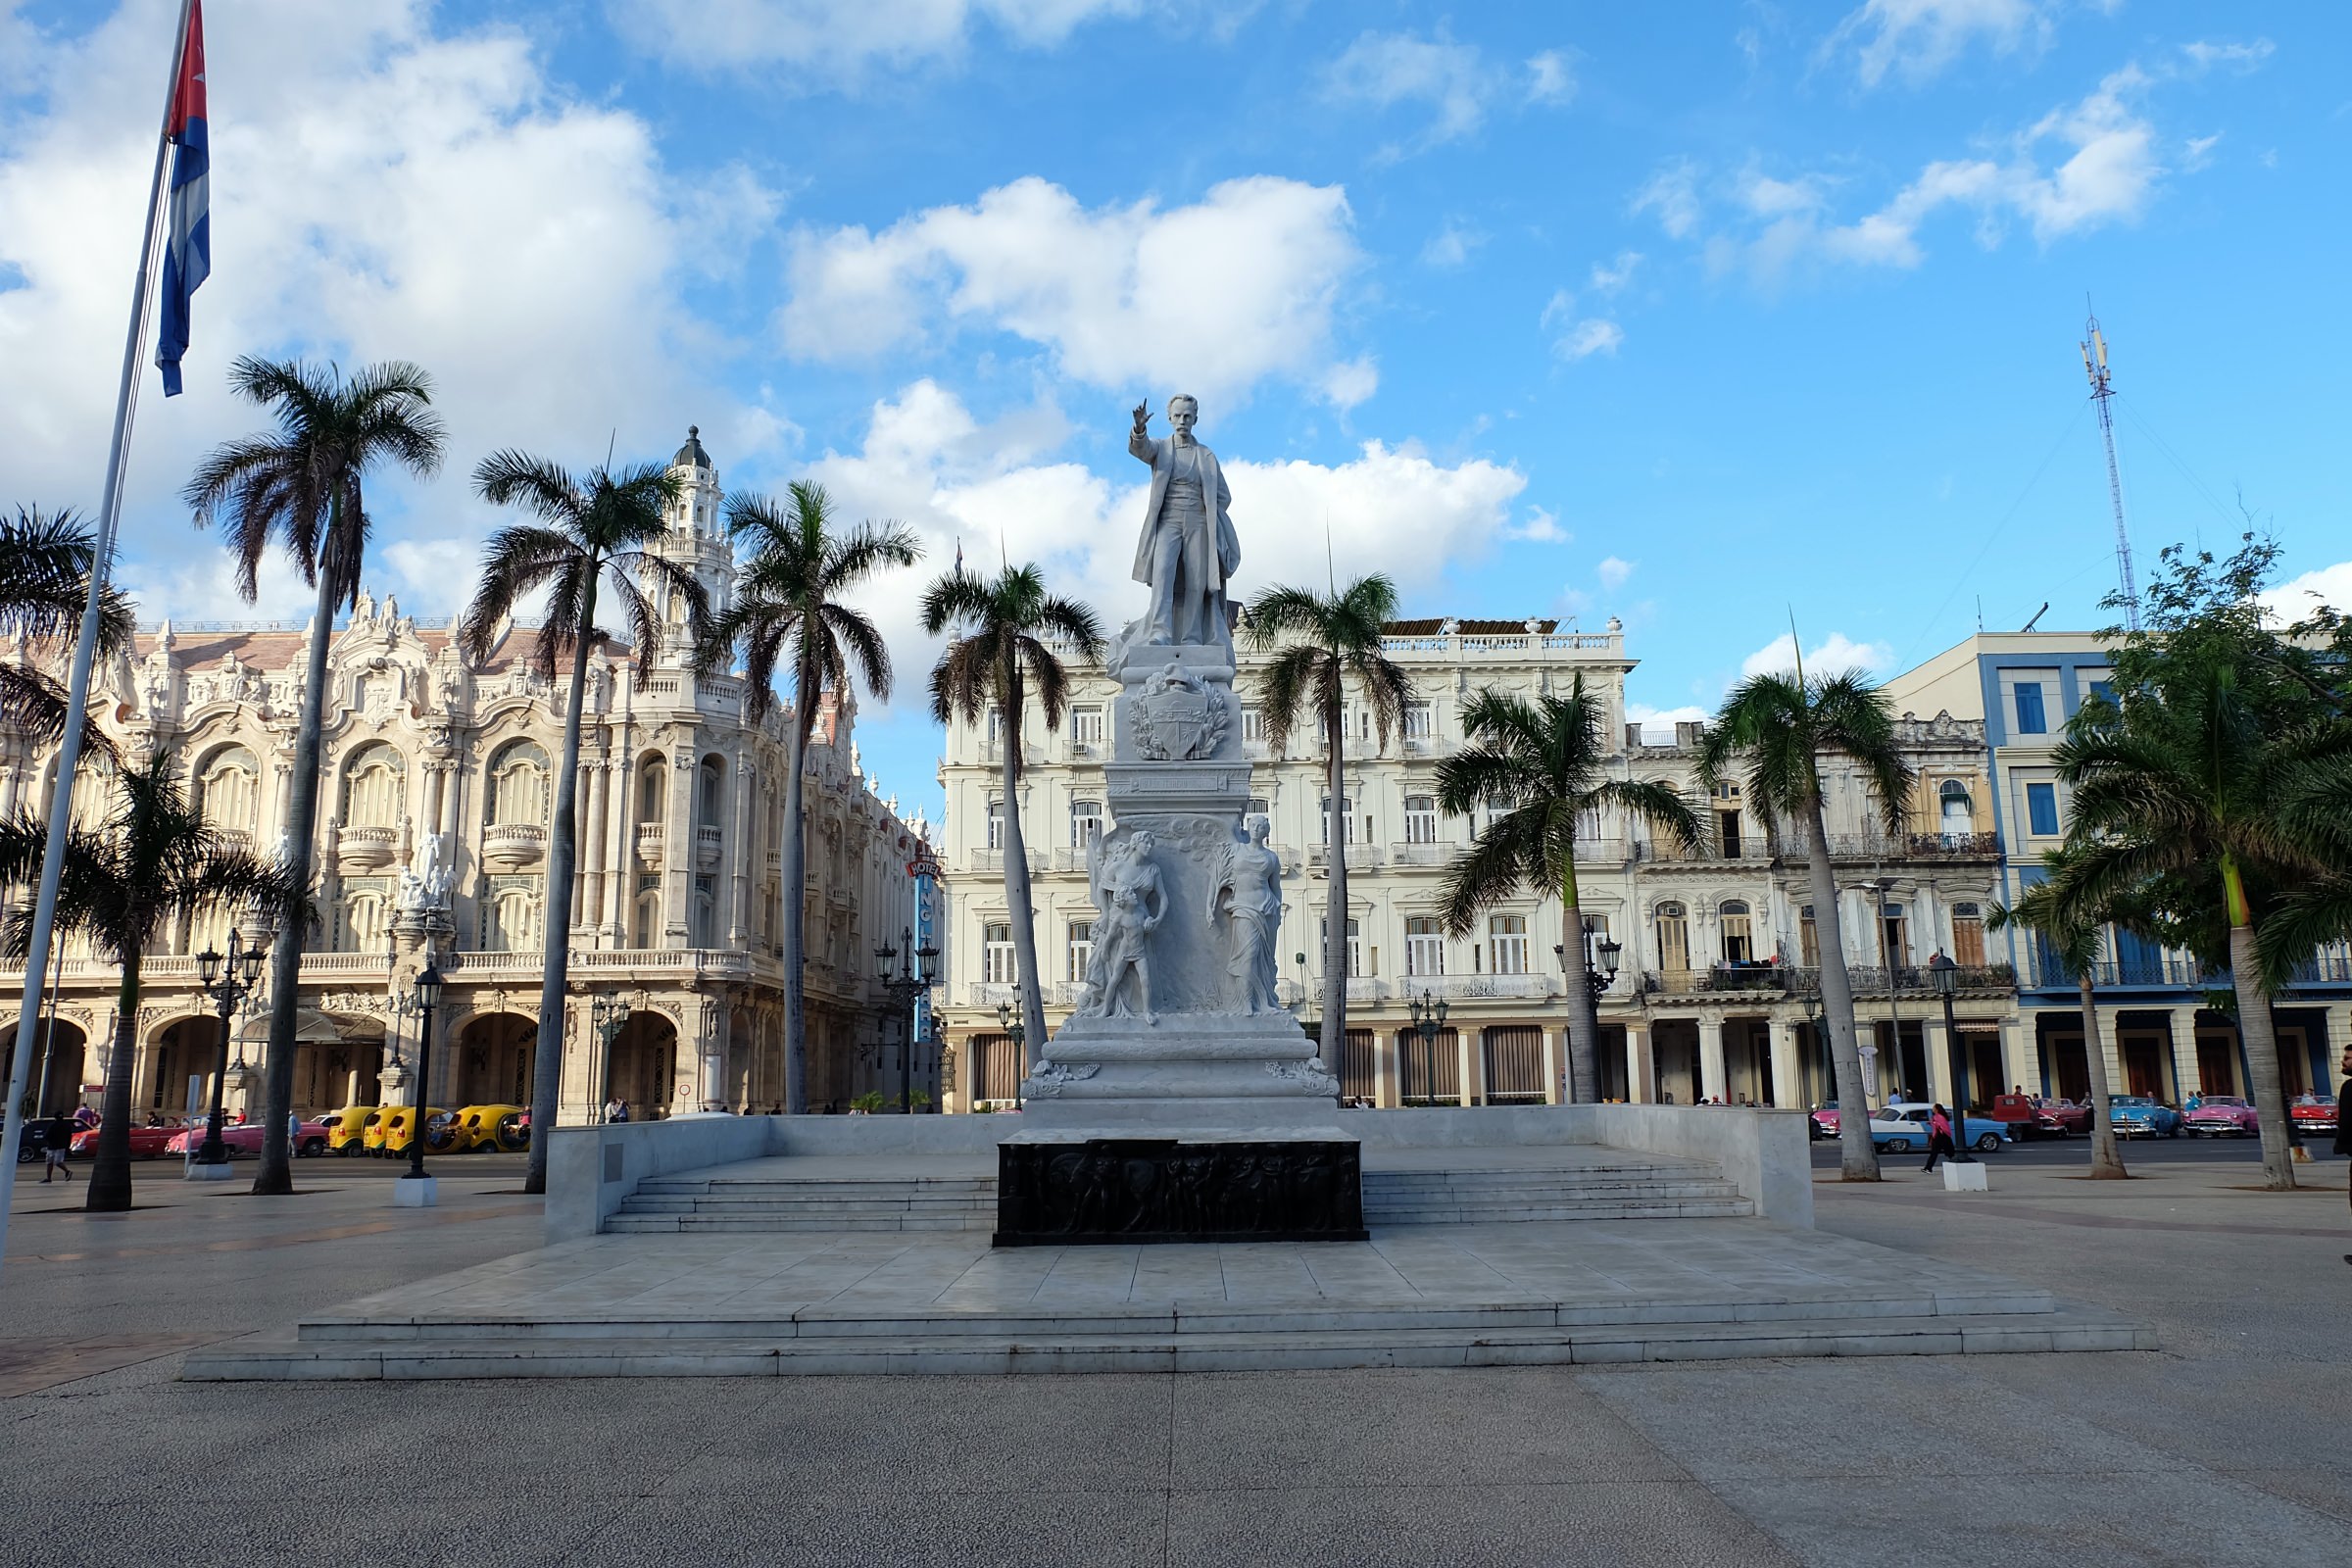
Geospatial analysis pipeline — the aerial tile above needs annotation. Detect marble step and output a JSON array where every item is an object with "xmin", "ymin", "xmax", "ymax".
[
  {"xmin": 290, "ymin": 1285, "xmax": 2058, "ymax": 1344},
  {"xmin": 1368, "ymin": 1200, "xmax": 1754, "ymax": 1224},
  {"xmin": 1366, "ymin": 1178, "xmax": 1744, "ymax": 1200},
  {"xmin": 184, "ymin": 1303, "xmax": 2150, "ymax": 1380},
  {"xmin": 605, "ymin": 1213, "xmax": 996, "ymax": 1234},
  {"xmin": 617, "ymin": 1195, "xmax": 997, "ymax": 1213},
  {"xmin": 633, "ymin": 1178, "xmax": 997, "ymax": 1198}
]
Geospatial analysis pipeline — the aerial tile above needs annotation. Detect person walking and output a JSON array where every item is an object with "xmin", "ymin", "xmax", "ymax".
[
  {"xmin": 41, "ymin": 1109, "xmax": 75, "ymax": 1183},
  {"xmin": 1923, "ymin": 1102, "xmax": 1957, "ymax": 1172}
]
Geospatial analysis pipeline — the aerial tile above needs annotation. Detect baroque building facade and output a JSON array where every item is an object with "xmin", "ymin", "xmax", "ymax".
[
  {"xmin": 0, "ymin": 432, "xmax": 939, "ymax": 1124},
  {"xmin": 936, "ymin": 617, "xmax": 2021, "ymax": 1114}
]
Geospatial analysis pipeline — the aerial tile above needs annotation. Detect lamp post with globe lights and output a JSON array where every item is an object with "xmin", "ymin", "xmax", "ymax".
[
  {"xmin": 1927, "ymin": 951, "xmax": 1976, "ymax": 1163},
  {"xmin": 398, "ymin": 962, "xmax": 445, "ymax": 1200},
  {"xmin": 874, "ymin": 927, "xmax": 940, "ymax": 1113},
  {"xmin": 1407, "ymin": 989, "xmax": 1448, "ymax": 1105},
  {"xmin": 995, "ymin": 1001, "xmax": 1026, "ymax": 1110},
  {"xmin": 192, "ymin": 931, "xmax": 268, "ymax": 1172}
]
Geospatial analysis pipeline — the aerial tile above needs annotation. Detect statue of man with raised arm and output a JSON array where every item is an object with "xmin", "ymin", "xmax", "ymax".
[{"xmin": 1129, "ymin": 394, "xmax": 1240, "ymax": 655}]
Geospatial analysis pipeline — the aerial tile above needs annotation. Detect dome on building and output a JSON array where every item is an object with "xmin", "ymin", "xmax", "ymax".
[{"xmin": 671, "ymin": 425, "xmax": 712, "ymax": 471}]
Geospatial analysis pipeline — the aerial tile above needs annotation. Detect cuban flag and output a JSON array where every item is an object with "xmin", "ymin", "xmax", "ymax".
[{"xmin": 156, "ymin": 0, "xmax": 208, "ymax": 397}]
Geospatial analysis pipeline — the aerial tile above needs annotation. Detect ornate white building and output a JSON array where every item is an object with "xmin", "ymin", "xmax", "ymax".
[
  {"xmin": 1, "ymin": 431, "xmax": 939, "ymax": 1123},
  {"xmin": 935, "ymin": 616, "xmax": 2021, "ymax": 1113}
]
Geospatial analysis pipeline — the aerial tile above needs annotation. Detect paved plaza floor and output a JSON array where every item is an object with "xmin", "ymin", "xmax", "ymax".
[{"xmin": 5, "ymin": 1151, "xmax": 2350, "ymax": 1565}]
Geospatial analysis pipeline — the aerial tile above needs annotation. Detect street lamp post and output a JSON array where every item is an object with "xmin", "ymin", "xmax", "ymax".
[
  {"xmin": 1928, "ymin": 951, "xmax": 1974, "ymax": 1162},
  {"xmin": 875, "ymin": 927, "xmax": 940, "ymax": 1113},
  {"xmin": 995, "ymin": 1001, "xmax": 1026, "ymax": 1109},
  {"xmin": 1407, "ymin": 989, "xmax": 1448, "ymax": 1105},
  {"xmin": 1553, "ymin": 921, "xmax": 1622, "ymax": 1102},
  {"xmin": 590, "ymin": 992, "xmax": 632, "ymax": 1121},
  {"xmin": 404, "ymin": 962, "xmax": 444, "ymax": 1186},
  {"xmin": 192, "ymin": 931, "xmax": 268, "ymax": 1170}
]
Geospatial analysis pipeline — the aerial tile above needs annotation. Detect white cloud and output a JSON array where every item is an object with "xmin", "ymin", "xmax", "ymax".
[
  {"xmin": 1596, "ymin": 556, "xmax": 1635, "ymax": 591},
  {"xmin": 0, "ymin": 0, "xmax": 781, "ymax": 625},
  {"xmin": 1740, "ymin": 631, "xmax": 1894, "ymax": 678},
  {"xmin": 779, "ymin": 175, "xmax": 1365, "ymax": 408},
  {"xmin": 608, "ymin": 0, "xmax": 1148, "ymax": 74},
  {"xmin": 1526, "ymin": 50, "xmax": 1577, "ymax": 105},
  {"xmin": 1589, "ymin": 251, "xmax": 1642, "ymax": 294},
  {"xmin": 1503, "ymin": 506, "xmax": 1568, "ymax": 543},
  {"xmin": 1539, "ymin": 289, "xmax": 1623, "ymax": 361},
  {"xmin": 2180, "ymin": 38, "xmax": 2275, "ymax": 74},
  {"xmin": 2263, "ymin": 561, "xmax": 2352, "ymax": 623},
  {"xmin": 805, "ymin": 382, "xmax": 1527, "ymax": 705},
  {"xmin": 1821, "ymin": 0, "xmax": 2053, "ymax": 89},
  {"xmin": 2182, "ymin": 133, "xmax": 2221, "ymax": 172},
  {"xmin": 1318, "ymin": 356, "xmax": 1380, "ymax": 412},
  {"xmin": 1632, "ymin": 159, "xmax": 1703, "ymax": 238},
  {"xmin": 1420, "ymin": 219, "xmax": 1486, "ymax": 270}
]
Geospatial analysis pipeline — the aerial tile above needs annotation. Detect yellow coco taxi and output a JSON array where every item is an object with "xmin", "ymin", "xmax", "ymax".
[
  {"xmin": 437, "ymin": 1104, "xmax": 526, "ymax": 1153},
  {"xmin": 321, "ymin": 1104, "xmax": 377, "ymax": 1156},
  {"xmin": 366, "ymin": 1105, "xmax": 450, "ymax": 1156}
]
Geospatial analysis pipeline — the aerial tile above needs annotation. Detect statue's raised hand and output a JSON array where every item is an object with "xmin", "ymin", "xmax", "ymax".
[{"xmin": 1131, "ymin": 400, "xmax": 1152, "ymax": 434}]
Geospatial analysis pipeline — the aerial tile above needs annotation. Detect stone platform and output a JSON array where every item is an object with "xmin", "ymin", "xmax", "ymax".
[{"xmin": 181, "ymin": 1147, "xmax": 2149, "ymax": 1380}]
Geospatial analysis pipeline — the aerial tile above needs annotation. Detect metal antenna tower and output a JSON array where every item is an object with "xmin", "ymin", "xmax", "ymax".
[{"xmin": 2080, "ymin": 304, "xmax": 2139, "ymax": 630}]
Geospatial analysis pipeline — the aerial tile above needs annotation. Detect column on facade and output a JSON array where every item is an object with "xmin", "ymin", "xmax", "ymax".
[
  {"xmin": 603, "ymin": 758, "xmax": 632, "ymax": 943},
  {"xmin": 729, "ymin": 757, "xmax": 755, "ymax": 946},
  {"xmin": 1997, "ymin": 1015, "xmax": 2033, "ymax": 1099},
  {"xmin": 1542, "ymin": 1026, "xmax": 1562, "ymax": 1104},
  {"xmin": 579, "ymin": 755, "xmax": 608, "ymax": 941},
  {"xmin": 1698, "ymin": 1018, "xmax": 1728, "ymax": 1103},
  {"xmin": 666, "ymin": 752, "xmax": 694, "ymax": 946},
  {"xmin": 1768, "ymin": 1015, "xmax": 1801, "ymax": 1109},
  {"xmin": 1455, "ymin": 1028, "xmax": 1474, "ymax": 1108},
  {"xmin": 1625, "ymin": 1023, "xmax": 1652, "ymax": 1103},
  {"xmin": 1374, "ymin": 1027, "xmax": 1399, "ymax": 1109}
]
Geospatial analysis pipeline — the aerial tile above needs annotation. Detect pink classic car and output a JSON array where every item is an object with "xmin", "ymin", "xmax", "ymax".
[{"xmin": 2182, "ymin": 1096, "xmax": 2261, "ymax": 1137}]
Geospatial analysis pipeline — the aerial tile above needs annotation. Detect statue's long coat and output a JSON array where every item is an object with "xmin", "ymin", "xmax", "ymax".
[{"xmin": 1129, "ymin": 431, "xmax": 1241, "ymax": 591}]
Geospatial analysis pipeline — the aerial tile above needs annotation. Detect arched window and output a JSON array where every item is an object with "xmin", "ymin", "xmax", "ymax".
[
  {"xmin": 698, "ymin": 757, "xmax": 724, "ymax": 827},
  {"xmin": 635, "ymin": 756, "xmax": 665, "ymax": 823},
  {"xmin": 486, "ymin": 741, "xmax": 548, "ymax": 825},
  {"xmin": 342, "ymin": 743, "xmax": 403, "ymax": 828},
  {"xmin": 343, "ymin": 887, "xmax": 387, "ymax": 954},
  {"xmin": 195, "ymin": 746, "xmax": 259, "ymax": 836},
  {"xmin": 1938, "ymin": 779, "xmax": 1973, "ymax": 837},
  {"xmin": 486, "ymin": 883, "xmax": 540, "ymax": 953},
  {"xmin": 1070, "ymin": 800, "xmax": 1102, "ymax": 849},
  {"xmin": 1654, "ymin": 902, "xmax": 1690, "ymax": 973},
  {"xmin": 633, "ymin": 887, "xmax": 662, "ymax": 948},
  {"xmin": 1719, "ymin": 900, "xmax": 1753, "ymax": 964}
]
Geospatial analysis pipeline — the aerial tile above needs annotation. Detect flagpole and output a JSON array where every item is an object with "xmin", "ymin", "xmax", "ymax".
[{"xmin": 0, "ymin": 0, "xmax": 196, "ymax": 1279}]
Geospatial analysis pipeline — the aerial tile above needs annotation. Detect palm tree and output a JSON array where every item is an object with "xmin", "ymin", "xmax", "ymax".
[
  {"xmin": 461, "ymin": 452, "xmax": 706, "ymax": 1190},
  {"xmin": 1699, "ymin": 667, "xmax": 1916, "ymax": 1181},
  {"xmin": 2047, "ymin": 662, "xmax": 2352, "ymax": 1190},
  {"xmin": 0, "ymin": 505, "xmax": 134, "ymax": 754},
  {"xmin": 1245, "ymin": 577, "xmax": 1414, "ymax": 1072},
  {"xmin": 1988, "ymin": 868, "xmax": 2128, "ymax": 1179},
  {"xmin": 922, "ymin": 564, "xmax": 1102, "ymax": 1070},
  {"xmin": 0, "ymin": 753, "xmax": 295, "ymax": 1211},
  {"xmin": 1436, "ymin": 680, "xmax": 1701, "ymax": 1102},
  {"xmin": 700, "ymin": 482, "xmax": 919, "ymax": 1113},
  {"xmin": 185, "ymin": 357, "xmax": 445, "ymax": 1196}
]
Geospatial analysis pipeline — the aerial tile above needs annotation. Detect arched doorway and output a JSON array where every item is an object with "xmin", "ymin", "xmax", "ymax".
[
  {"xmin": 454, "ymin": 1012, "xmax": 534, "ymax": 1106},
  {"xmin": 299, "ymin": 1027, "xmax": 384, "ymax": 1115},
  {"xmin": 605, "ymin": 1010, "xmax": 680, "ymax": 1119},
  {"xmin": 4, "ymin": 1017, "xmax": 89, "ymax": 1118},
  {"xmin": 143, "ymin": 1015, "xmax": 220, "ymax": 1120}
]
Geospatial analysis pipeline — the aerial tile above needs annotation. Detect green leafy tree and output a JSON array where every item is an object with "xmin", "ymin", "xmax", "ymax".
[
  {"xmin": 922, "ymin": 564, "xmax": 1102, "ymax": 1068},
  {"xmin": 1988, "ymin": 865, "xmax": 2128, "ymax": 1179},
  {"xmin": 0, "ymin": 753, "xmax": 296, "ymax": 1211},
  {"xmin": 184, "ymin": 358, "xmax": 445, "ymax": 1195},
  {"xmin": 461, "ymin": 452, "xmax": 705, "ymax": 1186},
  {"xmin": 1245, "ymin": 577, "xmax": 1414, "ymax": 1071},
  {"xmin": 0, "ymin": 505, "xmax": 134, "ymax": 754},
  {"xmin": 1700, "ymin": 666, "xmax": 1916, "ymax": 1181},
  {"xmin": 1437, "ymin": 680, "xmax": 1700, "ymax": 1102},
  {"xmin": 702, "ymin": 482, "xmax": 919, "ymax": 1112}
]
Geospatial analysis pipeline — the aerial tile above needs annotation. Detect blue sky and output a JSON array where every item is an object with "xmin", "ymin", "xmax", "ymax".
[{"xmin": 2, "ymin": 0, "xmax": 2346, "ymax": 822}]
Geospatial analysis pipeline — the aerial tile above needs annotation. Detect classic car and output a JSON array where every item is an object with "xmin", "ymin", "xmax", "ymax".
[
  {"xmin": 2182, "ymin": 1096, "xmax": 2262, "ymax": 1137},
  {"xmin": 164, "ymin": 1120, "xmax": 268, "ymax": 1156},
  {"xmin": 1809, "ymin": 1104, "xmax": 1840, "ymax": 1141},
  {"xmin": 70, "ymin": 1120, "xmax": 187, "ymax": 1159},
  {"xmin": 2289, "ymin": 1094, "xmax": 2338, "ymax": 1136},
  {"xmin": 319, "ymin": 1104, "xmax": 376, "ymax": 1155},
  {"xmin": 2028, "ymin": 1098, "xmax": 2093, "ymax": 1137},
  {"xmin": 293, "ymin": 1116, "xmax": 335, "ymax": 1156},
  {"xmin": 2106, "ymin": 1096, "xmax": 2181, "ymax": 1138},
  {"xmin": 433, "ymin": 1104, "xmax": 526, "ymax": 1153},
  {"xmin": 1868, "ymin": 1102, "xmax": 2012, "ymax": 1153}
]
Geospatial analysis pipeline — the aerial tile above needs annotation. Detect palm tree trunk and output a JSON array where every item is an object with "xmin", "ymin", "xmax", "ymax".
[
  {"xmin": 1800, "ymin": 803, "xmax": 1881, "ymax": 1180},
  {"xmin": 84, "ymin": 960, "xmax": 140, "ymax": 1212},
  {"xmin": 252, "ymin": 561, "xmax": 341, "ymax": 1195},
  {"xmin": 521, "ymin": 598, "xmax": 597, "ymax": 1195},
  {"xmin": 2078, "ymin": 974, "xmax": 2126, "ymax": 1179},
  {"xmin": 1000, "ymin": 667, "xmax": 1049, "ymax": 1073},
  {"xmin": 778, "ymin": 704, "xmax": 810, "ymax": 1114},
  {"xmin": 1557, "ymin": 865, "xmax": 1598, "ymax": 1103},
  {"xmin": 2228, "ymin": 914, "xmax": 2295, "ymax": 1191},
  {"xmin": 1320, "ymin": 686, "xmax": 1347, "ymax": 1074}
]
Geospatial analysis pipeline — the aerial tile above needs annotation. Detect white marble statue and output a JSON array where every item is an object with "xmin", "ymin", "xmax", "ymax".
[
  {"xmin": 1206, "ymin": 818, "xmax": 1284, "ymax": 1014},
  {"xmin": 398, "ymin": 832, "xmax": 453, "ymax": 913},
  {"xmin": 1079, "ymin": 831, "xmax": 1165, "ymax": 1024},
  {"xmin": 1128, "ymin": 395, "xmax": 1240, "ymax": 655}
]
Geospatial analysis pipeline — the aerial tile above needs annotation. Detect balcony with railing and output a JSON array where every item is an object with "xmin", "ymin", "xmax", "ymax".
[
  {"xmin": 695, "ymin": 824, "xmax": 724, "ymax": 869},
  {"xmin": 1645, "ymin": 961, "xmax": 2017, "ymax": 999},
  {"xmin": 337, "ymin": 824, "xmax": 399, "ymax": 871},
  {"xmin": 1824, "ymin": 830, "xmax": 2003, "ymax": 862},
  {"xmin": 1306, "ymin": 842, "xmax": 1384, "ymax": 869},
  {"xmin": 481, "ymin": 822, "xmax": 548, "ymax": 870},
  {"xmin": 634, "ymin": 822, "xmax": 665, "ymax": 868}
]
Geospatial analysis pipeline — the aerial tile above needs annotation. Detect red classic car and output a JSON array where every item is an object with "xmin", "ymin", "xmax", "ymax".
[
  {"xmin": 164, "ymin": 1121, "xmax": 268, "ymax": 1157},
  {"xmin": 2290, "ymin": 1094, "xmax": 2338, "ymax": 1136},
  {"xmin": 2031, "ymin": 1098, "xmax": 2093, "ymax": 1137},
  {"xmin": 2183, "ymin": 1096, "xmax": 2262, "ymax": 1137},
  {"xmin": 70, "ymin": 1120, "xmax": 188, "ymax": 1159}
]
